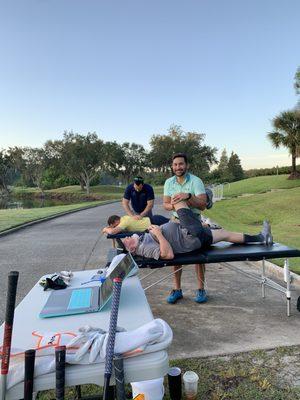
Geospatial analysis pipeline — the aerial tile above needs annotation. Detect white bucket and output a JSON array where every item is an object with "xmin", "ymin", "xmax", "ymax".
[{"xmin": 131, "ymin": 377, "xmax": 164, "ymax": 400}]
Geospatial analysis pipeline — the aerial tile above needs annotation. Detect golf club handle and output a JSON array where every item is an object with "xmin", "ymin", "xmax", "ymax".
[
  {"xmin": 55, "ymin": 345, "xmax": 66, "ymax": 400},
  {"xmin": 1, "ymin": 271, "xmax": 19, "ymax": 375},
  {"xmin": 103, "ymin": 375, "xmax": 111, "ymax": 400},
  {"xmin": 104, "ymin": 279, "xmax": 122, "ymax": 376},
  {"xmin": 5, "ymin": 272, "xmax": 19, "ymax": 325},
  {"xmin": 24, "ymin": 349, "xmax": 36, "ymax": 400},
  {"xmin": 114, "ymin": 356, "xmax": 126, "ymax": 400}
]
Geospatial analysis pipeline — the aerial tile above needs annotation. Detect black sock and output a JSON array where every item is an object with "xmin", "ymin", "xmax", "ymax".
[{"xmin": 243, "ymin": 233, "xmax": 264, "ymax": 243}]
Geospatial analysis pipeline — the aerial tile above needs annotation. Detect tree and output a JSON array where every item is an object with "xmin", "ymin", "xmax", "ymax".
[
  {"xmin": 118, "ymin": 142, "xmax": 147, "ymax": 184},
  {"xmin": 9, "ymin": 147, "xmax": 48, "ymax": 193},
  {"xmin": 43, "ymin": 140, "xmax": 76, "ymax": 189},
  {"xmin": 295, "ymin": 67, "xmax": 300, "ymax": 109},
  {"xmin": 227, "ymin": 152, "xmax": 244, "ymax": 181},
  {"xmin": 268, "ymin": 110, "xmax": 300, "ymax": 179},
  {"xmin": 0, "ymin": 150, "xmax": 15, "ymax": 194},
  {"xmin": 102, "ymin": 141, "xmax": 124, "ymax": 178},
  {"xmin": 58, "ymin": 131, "xmax": 105, "ymax": 195},
  {"xmin": 295, "ymin": 66, "xmax": 300, "ymax": 95},
  {"xmin": 149, "ymin": 125, "xmax": 217, "ymax": 178},
  {"xmin": 217, "ymin": 148, "xmax": 229, "ymax": 181}
]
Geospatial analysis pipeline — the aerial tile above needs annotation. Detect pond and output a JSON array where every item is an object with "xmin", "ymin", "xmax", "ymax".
[{"xmin": 0, "ymin": 196, "xmax": 78, "ymax": 209}]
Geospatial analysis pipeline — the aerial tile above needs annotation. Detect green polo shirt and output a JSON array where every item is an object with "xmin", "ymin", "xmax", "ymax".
[{"xmin": 164, "ymin": 173, "xmax": 206, "ymax": 218}]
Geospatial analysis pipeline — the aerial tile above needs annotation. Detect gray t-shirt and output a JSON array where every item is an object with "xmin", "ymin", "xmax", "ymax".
[{"xmin": 135, "ymin": 222, "xmax": 201, "ymax": 259}]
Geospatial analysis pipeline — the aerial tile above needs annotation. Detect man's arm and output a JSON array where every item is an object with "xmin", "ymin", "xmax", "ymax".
[
  {"xmin": 102, "ymin": 226, "xmax": 123, "ymax": 235},
  {"xmin": 140, "ymin": 199, "xmax": 154, "ymax": 217},
  {"xmin": 163, "ymin": 195, "xmax": 174, "ymax": 211},
  {"xmin": 171, "ymin": 192, "xmax": 206, "ymax": 210},
  {"xmin": 187, "ymin": 193, "xmax": 207, "ymax": 210},
  {"xmin": 122, "ymin": 198, "xmax": 135, "ymax": 217},
  {"xmin": 148, "ymin": 225, "xmax": 174, "ymax": 259}
]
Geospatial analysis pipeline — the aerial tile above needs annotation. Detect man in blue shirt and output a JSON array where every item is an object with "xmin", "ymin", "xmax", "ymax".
[
  {"xmin": 122, "ymin": 176, "xmax": 155, "ymax": 220},
  {"xmin": 163, "ymin": 153, "xmax": 208, "ymax": 304}
]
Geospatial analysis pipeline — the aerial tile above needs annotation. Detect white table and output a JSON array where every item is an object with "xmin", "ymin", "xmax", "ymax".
[{"xmin": 0, "ymin": 270, "xmax": 169, "ymax": 399}]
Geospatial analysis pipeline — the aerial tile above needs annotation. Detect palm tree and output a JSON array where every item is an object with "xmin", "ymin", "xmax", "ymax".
[{"xmin": 268, "ymin": 110, "xmax": 300, "ymax": 179}]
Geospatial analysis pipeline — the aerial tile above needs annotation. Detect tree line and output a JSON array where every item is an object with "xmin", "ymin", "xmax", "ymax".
[
  {"xmin": 1, "ymin": 68, "xmax": 299, "ymax": 195},
  {"xmin": 0, "ymin": 126, "xmax": 245, "ymax": 195}
]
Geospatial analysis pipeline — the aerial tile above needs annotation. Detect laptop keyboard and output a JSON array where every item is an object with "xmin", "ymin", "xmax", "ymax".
[{"xmin": 68, "ymin": 288, "xmax": 92, "ymax": 309}]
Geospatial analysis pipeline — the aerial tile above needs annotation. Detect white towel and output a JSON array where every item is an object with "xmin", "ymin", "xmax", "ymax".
[
  {"xmin": 68, "ymin": 318, "xmax": 172, "ymax": 363},
  {"xmin": 6, "ymin": 318, "xmax": 172, "ymax": 389}
]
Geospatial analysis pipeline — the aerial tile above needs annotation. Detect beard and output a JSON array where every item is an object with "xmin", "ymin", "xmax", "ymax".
[{"xmin": 173, "ymin": 168, "xmax": 187, "ymax": 177}]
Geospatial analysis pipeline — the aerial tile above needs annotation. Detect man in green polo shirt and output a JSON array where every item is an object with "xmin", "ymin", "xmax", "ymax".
[{"xmin": 163, "ymin": 152, "xmax": 208, "ymax": 304}]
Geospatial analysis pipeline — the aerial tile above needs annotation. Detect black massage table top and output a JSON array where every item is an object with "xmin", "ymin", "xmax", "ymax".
[
  {"xmin": 107, "ymin": 232, "xmax": 143, "ymax": 238},
  {"xmin": 132, "ymin": 242, "xmax": 300, "ymax": 268},
  {"xmin": 106, "ymin": 233, "xmax": 300, "ymax": 267}
]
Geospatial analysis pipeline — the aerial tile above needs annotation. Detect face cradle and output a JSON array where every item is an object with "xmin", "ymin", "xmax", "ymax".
[{"xmin": 172, "ymin": 157, "xmax": 188, "ymax": 177}]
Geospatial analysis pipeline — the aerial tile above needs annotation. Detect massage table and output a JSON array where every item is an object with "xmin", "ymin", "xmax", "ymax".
[{"xmin": 107, "ymin": 233, "xmax": 300, "ymax": 316}]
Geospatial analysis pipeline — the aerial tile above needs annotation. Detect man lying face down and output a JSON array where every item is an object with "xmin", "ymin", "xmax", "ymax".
[
  {"xmin": 102, "ymin": 214, "xmax": 169, "ymax": 235},
  {"xmin": 121, "ymin": 197, "xmax": 273, "ymax": 260}
]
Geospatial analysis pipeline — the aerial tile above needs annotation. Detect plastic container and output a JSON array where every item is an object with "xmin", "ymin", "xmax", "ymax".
[
  {"xmin": 131, "ymin": 377, "xmax": 164, "ymax": 400},
  {"xmin": 183, "ymin": 371, "xmax": 199, "ymax": 400}
]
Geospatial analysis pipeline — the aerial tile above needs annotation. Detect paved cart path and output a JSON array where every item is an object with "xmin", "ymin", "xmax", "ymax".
[{"xmin": 0, "ymin": 200, "xmax": 300, "ymax": 358}]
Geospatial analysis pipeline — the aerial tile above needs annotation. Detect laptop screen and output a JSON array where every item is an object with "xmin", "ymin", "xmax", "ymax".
[
  {"xmin": 107, "ymin": 253, "xmax": 137, "ymax": 281},
  {"xmin": 99, "ymin": 253, "xmax": 137, "ymax": 308}
]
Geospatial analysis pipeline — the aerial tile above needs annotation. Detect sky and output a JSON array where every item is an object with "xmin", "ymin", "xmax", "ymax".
[{"xmin": 0, "ymin": 0, "xmax": 299, "ymax": 170}]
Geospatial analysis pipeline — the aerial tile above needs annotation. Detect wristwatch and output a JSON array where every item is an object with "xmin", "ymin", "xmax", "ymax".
[{"xmin": 186, "ymin": 193, "xmax": 192, "ymax": 200}]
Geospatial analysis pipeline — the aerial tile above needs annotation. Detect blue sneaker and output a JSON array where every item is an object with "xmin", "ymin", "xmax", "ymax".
[
  {"xmin": 194, "ymin": 289, "xmax": 207, "ymax": 303},
  {"xmin": 167, "ymin": 289, "xmax": 183, "ymax": 304}
]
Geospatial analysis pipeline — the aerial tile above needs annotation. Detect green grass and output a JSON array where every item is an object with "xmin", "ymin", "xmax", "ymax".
[
  {"xmin": 36, "ymin": 346, "xmax": 300, "ymax": 400},
  {"xmin": 223, "ymin": 175, "xmax": 300, "ymax": 198},
  {"xmin": 0, "ymin": 201, "xmax": 113, "ymax": 232},
  {"xmin": 205, "ymin": 186, "xmax": 300, "ymax": 272}
]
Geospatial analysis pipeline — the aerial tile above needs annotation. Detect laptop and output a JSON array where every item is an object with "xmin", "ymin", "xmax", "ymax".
[{"xmin": 39, "ymin": 253, "xmax": 137, "ymax": 318}]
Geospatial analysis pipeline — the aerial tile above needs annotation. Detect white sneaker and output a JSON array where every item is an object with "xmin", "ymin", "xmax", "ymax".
[{"xmin": 261, "ymin": 220, "xmax": 273, "ymax": 246}]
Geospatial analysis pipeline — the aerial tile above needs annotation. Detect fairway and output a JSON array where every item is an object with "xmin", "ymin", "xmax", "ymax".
[
  {"xmin": 0, "ymin": 201, "xmax": 112, "ymax": 232},
  {"xmin": 205, "ymin": 186, "xmax": 300, "ymax": 272},
  {"xmin": 223, "ymin": 174, "xmax": 300, "ymax": 198}
]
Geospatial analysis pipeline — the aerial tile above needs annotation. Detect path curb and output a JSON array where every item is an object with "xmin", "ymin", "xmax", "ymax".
[
  {"xmin": 0, "ymin": 200, "xmax": 121, "ymax": 238},
  {"xmin": 249, "ymin": 259, "xmax": 300, "ymax": 287}
]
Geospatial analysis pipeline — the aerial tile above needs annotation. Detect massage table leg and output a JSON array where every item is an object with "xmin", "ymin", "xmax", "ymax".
[
  {"xmin": 261, "ymin": 258, "xmax": 266, "ymax": 299},
  {"xmin": 284, "ymin": 259, "xmax": 291, "ymax": 317},
  {"xmin": 143, "ymin": 267, "xmax": 184, "ymax": 291}
]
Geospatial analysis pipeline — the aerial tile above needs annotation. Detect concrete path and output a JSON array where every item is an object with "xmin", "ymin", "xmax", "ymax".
[{"xmin": 0, "ymin": 200, "xmax": 299, "ymax": 359}]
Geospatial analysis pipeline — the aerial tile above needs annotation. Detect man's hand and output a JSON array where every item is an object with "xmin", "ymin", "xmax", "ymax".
[
  {"xmin": 148, "ymin": 224, "xmax": 162, "ymax": 238},
  {"xmin": 102, "ymin": 227, "xmax": 109, "ymax": 234},
  {"xmin": 132, "ymin": 215, "xmax": 142, "ymax": 220},
  {"xmin": 171, "ymin": 193, "xmax": 190, "ymax": 205}
]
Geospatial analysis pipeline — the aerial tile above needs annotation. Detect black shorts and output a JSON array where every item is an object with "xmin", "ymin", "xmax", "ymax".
[
  {"xmin": 199, "ymin": 226, "xmax": 213, "ymax": 248},
  {"xmin": 176, "ymin": 208, "xmax": 213, "ymax": 248}
]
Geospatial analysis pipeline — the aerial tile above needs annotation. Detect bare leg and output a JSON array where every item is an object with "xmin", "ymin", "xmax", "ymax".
[
  {"xmin": 211, "ymin": 229, "xmax": 244, "ymax": 244},
  {"xmin": 173, "ymin": 265, "xmax": 182, "ymax": 289},
  {"xmin": 195, "ymin": 264, "xmax": 205, "ymax": 289},
  {"xmin": 174, "ymin": 201, "xmax": 266, "ymax": 247}
]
